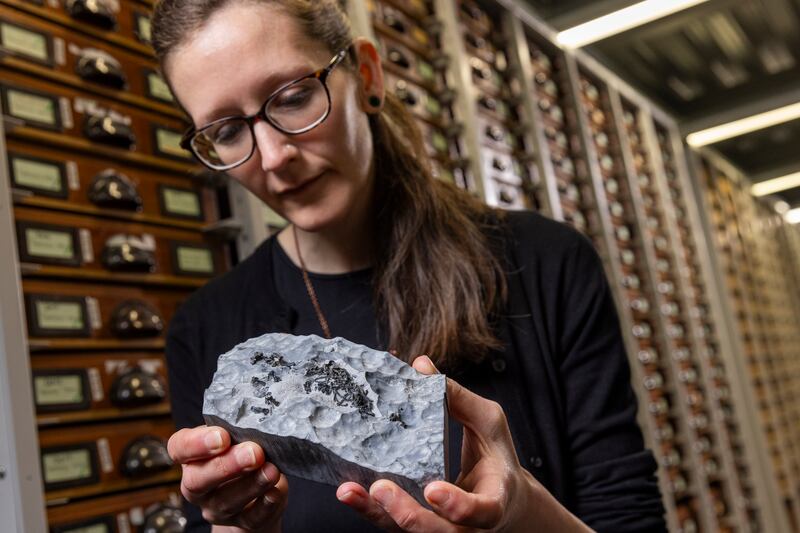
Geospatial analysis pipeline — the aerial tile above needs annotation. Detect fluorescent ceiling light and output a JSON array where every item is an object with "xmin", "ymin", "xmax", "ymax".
[
  {"xmin": 785, "ymin": 207, "xmax": 800, "ymax": 224},
  {"xmin": 751, "ymin": 172, "xmax": 800, "ymax": 197},
  {"xmin": 557, "ymin": 0, "xmax": 710, "ymax": 48},
  {"xmin": 686, "ymin": 101, "xmax": 800, "ymax": 147}
]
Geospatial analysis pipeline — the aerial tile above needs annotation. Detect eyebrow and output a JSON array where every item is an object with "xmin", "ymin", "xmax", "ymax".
[{"xmin": 195, "ymin": 64, "xmax": 316, "ymax": 127}]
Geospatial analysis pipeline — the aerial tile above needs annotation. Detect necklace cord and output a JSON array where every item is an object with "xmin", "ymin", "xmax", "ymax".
[{"xmin": 292, "ymin": 225, "xmax": 332, "ymax": 339}]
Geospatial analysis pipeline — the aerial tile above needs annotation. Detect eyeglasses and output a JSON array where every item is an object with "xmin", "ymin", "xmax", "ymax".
[{"xmin": 181, "ymin": 48, "xmax": 349, "ymax": 171}]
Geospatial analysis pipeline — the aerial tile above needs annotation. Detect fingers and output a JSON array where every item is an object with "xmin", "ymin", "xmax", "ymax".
[
  {"xmin": 412, "ymin": 355, "xmax": 515, "ymax": 461},
  {"xmin": 337, "ymin": 482, "xmax": 401, "ymax": 532},
  {"xmin": 238, "ymin": 486, "xmax": 288, "ymax": 531},
  {"xmin": 411, "ymin": 355, "xmax": 506, "ymax": 440},
  {"xmin": 424, "ymin": 480, "xmax": 504, "ymax": 529},
  {"xmin": 411, "ymin": 355, "xmax": 438, "ymax": 375},
  {"xmin": 211, "ymin": 470, "xmax": 289, "ymax": 530},
  {"xmin": 168, "ymin": 426, "xmax": 231, "ymax": 464},
  {"xmin": 369, "ymin": 480, "xmax": 455, "ymax": 533},
  {"xmin": 202, "ymin": 462, "xmax": 281, "ymax": 522},
  {"xmin": 181, "ymin": 441, "xmax": 266, "ymax": 500},
  {"xmin": 445, "ymin": 377, "xmax": 514, "ymax": 446}
]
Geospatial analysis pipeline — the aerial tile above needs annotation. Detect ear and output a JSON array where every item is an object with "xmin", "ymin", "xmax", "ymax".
[{"xmin": 353, "ymin": 37, "xmax": 385, "ymax": 113}]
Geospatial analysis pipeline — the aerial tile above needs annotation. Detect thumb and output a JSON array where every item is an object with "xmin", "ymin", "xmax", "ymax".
[
  {"xmin": 412, "ymin": 355, "xmax": 438, "ymax": 375},
  {"xmin": 445, "ymin": 376, "xmax": 516, "ymax": 458}
]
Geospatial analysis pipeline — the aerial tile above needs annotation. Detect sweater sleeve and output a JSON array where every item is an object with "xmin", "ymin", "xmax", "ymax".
[
  {"xmin": 165, "ymin": 299, "xmax": 213, "ymax": 533},
  {"xmin": 165, "ymin": 299, "xmax": 207, "ymax": 431},
  {"xmin": 558, "ymin": 237, "xmax": 667, "ymax": 532}
]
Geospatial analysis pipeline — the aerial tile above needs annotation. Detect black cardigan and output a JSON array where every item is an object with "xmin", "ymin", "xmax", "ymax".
[{"xmin": 165, "ymin": 210, "xmax": 667, "ymax": 532}]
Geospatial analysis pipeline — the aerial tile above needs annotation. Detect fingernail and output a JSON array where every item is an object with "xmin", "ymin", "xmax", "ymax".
[
  {"xmin": 372, "ymin": 486, "xmax": 393, "ymax": 507},
  {"xmin": 423, "ymin": 356, "xmax": 439, "ymax": 374},
  {"xmin": 261, "ymin": 463, "xmax": 278, "ymax": 485},
  {"xmin": 427, "ymin": 488, "xmax": 449, "ymax": 506},
  {"xmin": 204, "ymin": 430, "xmax": 223, "ymax": 452},
  {"xmin": 339, "ymin": 490, "xmax": 362, "ymax": 505},
  {"xmin": 264, "ymin": 492, "xmax": 277, "ymax": 504},
  {"xmin": 236, "ymin": 445, "xmax": 256, "ymax": 467}
]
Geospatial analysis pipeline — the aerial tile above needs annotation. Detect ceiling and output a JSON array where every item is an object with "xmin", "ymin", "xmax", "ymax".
[{"xmin": 522, "ymin": 0, "xmax": 800, "ymax": 206}]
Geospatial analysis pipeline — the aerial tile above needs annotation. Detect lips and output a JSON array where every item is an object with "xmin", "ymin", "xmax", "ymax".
[{"xmin": 276, "ymin": 172, "xmax": 324, "ymax": 196}]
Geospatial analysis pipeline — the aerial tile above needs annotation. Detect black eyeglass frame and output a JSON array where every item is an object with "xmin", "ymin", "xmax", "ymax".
[{"xmin": 180, "ymin": 48, "xmax": 350, "ymax": 171}]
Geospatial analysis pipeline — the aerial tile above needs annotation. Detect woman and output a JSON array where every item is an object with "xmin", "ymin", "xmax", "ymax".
[{"xmin": 152, "ymin": 0, "xmax": 666, "ymax": 531}]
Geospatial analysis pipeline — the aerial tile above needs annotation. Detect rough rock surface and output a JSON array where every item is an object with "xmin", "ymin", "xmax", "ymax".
[{"xmin": 203, "ymin": 333, "xmax": 448, "ymax": 501}]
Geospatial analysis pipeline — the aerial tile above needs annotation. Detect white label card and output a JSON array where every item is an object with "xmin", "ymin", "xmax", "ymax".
[
  {"xmin": 25, "ymin": 228, "xmax": 75, "ymax": 261},
  {"xmin": 11, "ymin": 157, "xmax": 64, "ymax": 193},
  {"xmin": 53, "ymin": 37, "xmax": 65, "ymax": 65},
  {"xmin": 85, "ymin": 296, "xmax": 102, "ymax": 330},
  {"xmin": 34, "ymin": 374, "xmax": 84, "ymax": 405},
  {"xmin": 87, "ymin": 367, "xmax": 104, "ymax": 402},
  {"xmin": 79, "ymin": 228, "xmax": 94, "ymax": 263},
  {"xmin": 7, "ymin": 90, "xmax": 56, "ymax": 125},
  {"xmin": 116, "ymin": 513, "xmax": 131, "ymax": 533},
  {"xmin": 0, "ymin": 22, "xmax": 49, "ymax": 62},
  {"xmin": 96, "ymin": 437, "xmax": 113, "ymax": 473},
  {"xmin": 66, "ymin": 161, "xmax": 80, "ymax": 190},
  {"xmin": 129, "ymin": 507, "xmax": 144, "ymax": 526},
  {"xmin": 42, "ymin": 448, "xmax": 92, "ymax": 483},
  {"xmin": 59, "ymin": 96, "xmax": 73, "ymax": 129}
]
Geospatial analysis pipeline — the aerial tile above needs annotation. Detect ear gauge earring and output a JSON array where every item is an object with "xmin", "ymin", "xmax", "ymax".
[{"xmin": 368, "ymin": 95, "xmax": 382, "ymax": 108}]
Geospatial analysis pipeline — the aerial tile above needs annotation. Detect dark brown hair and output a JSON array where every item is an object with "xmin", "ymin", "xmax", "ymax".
[{"xmin": 152, "ymin": 0, "xmax": 507, "ymax": 370}]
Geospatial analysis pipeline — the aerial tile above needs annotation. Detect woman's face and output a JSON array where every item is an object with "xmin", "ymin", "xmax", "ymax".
[{"xmin": 165, "ymin": 3, "xmax": 379, "ymax": 232}]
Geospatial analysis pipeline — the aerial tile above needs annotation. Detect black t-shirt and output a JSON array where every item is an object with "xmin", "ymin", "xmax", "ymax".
[
  {"xmin": 271, "ymin": 242, "xmax": 382, "ymax": 349},
  {"xmin": 166, "ymin": 211, "xmax": 667, "ymax": 532},
  {"xmin": 272, "ymin": 243, "xmax": 475, "ymax": 532},
  {"xmin": 272, "ymin": 242, "xmax": 384, "ymax": 531}
]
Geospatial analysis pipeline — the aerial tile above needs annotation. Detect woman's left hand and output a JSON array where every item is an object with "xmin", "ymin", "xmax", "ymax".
[{"xmin": 336, "ymin": 356, "xmax": 594, "ymax": 532}]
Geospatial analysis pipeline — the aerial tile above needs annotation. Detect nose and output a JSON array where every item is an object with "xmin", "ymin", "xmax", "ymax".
[{"xmin": 252, "ymin": 119, "xmax": 297, "ymax": 173}]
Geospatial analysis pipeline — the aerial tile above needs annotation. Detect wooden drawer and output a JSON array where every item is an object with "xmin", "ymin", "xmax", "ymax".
[
  {"xmin": 377, "ymin": 33, "xmax": 443, "ymax": 92},
  {"xmin": 475, "ymin": 113, "xmax": 518, "ymax": 153},
  {"xmin": 15, "ymin": 206, "xmax": 228, "ymax": 284},
  {"xmin": 38, "ymin": 417, "xmax": 178, "ymax": 503},
  {"xmin": 31, "ymin": 352, "xmax": 170, "ymax": 424},
  {"xmin": 0, "ymin": 8, "xmax": 176, "ymax": 115},
  {"xmin": 6, "ymin": 139, "xmax": 219, "ymax": 228},
  {"xmin": 1, "ymin": 0, "xmax": 155, "ymax": 58},
  {"xmin": 366, "ymin": 0, "xmax": 431, "ymax": 25},
  {"xmin": 23, "ymin": 278, "xmax": 187, "ymax": 349},
  {"xmin": 371, "ymin": 0, "xmax": 438, "ymax": 60},
  {"xmin": 48, "ymin": 485, "xmax": 183, "ymax": 533},
  {"xmin": 1, "ymin": 70, "xmax": 192, "ymax": 165},
  {"xmin": 383, "ymin": 71, "xmax": 450, "ymax": 129}
]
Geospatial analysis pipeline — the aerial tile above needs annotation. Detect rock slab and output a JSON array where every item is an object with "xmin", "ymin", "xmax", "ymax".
[{"xmin": 203, "ymin": 333, "xmax": 448, "ymax": 502}]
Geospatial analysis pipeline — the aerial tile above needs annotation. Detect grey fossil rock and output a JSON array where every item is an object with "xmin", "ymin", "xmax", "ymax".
[{"xmin": 203, "ymin": 333, "xmax": 448, "ymax": 501}]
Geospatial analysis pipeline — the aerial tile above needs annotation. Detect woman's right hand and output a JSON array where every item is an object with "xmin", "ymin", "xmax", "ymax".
[{"xmin": 167, "ymin": 425, "xmax": 289, "ymax": 532}]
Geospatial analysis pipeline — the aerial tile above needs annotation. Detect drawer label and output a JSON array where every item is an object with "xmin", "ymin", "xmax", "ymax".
[
  {"xmin": 154, "ymin": 127, "xmax": 191, "ymax": 159},
  {"xmin": 36, "ymin": 300, "xmax": 85, "ymax": 331},
  {"xmin": 42, "ymin": 447, "xmax": 94, "ymax": 484},
  {"xmin": 0, "ymin": 22, "xmax": 50, "ymax": 62},
  {"xmin": 146, "ymin": 71, "xmax": 173, "ymax": 103},
  {"xmin": 7, "ymin": 89, "xmax": 57, "ymax": 126},
  {"xmin": 34, "ymin": 373, "xmax": 85, "ymax": 406},
  {"xmin": 161, "ymin": 186, "xmax": 201, "ymax": 218},
  {"xmin": 175, "ymin": 245, "xmax": 214, "ymax": 274},
  {"xmin": 134, "ymin": 13, "xmax": 151, "ymax": 44},
  {"xmin": 25, "ymin": 227, "xmax": 77, "ymax": 261},
  {"xmin": 10, "ymin": 156, "xmax": 65, "ymax": 194}
]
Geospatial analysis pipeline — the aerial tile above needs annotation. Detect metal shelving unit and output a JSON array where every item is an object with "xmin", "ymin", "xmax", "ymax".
[
  {"xmin": 0, "ymin": 0, "xmax": 244, "ymax": 528},
  {"xmin": 643, "ymin": 116, "xmax": 761, "ymax": 532},
  {"xmin": 690, "ymin": 149, "xmax": 799, "ymax": 531},
  {"xmin": 346, "ymin": 1, "xmax": 800, "ymax": 531}
]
